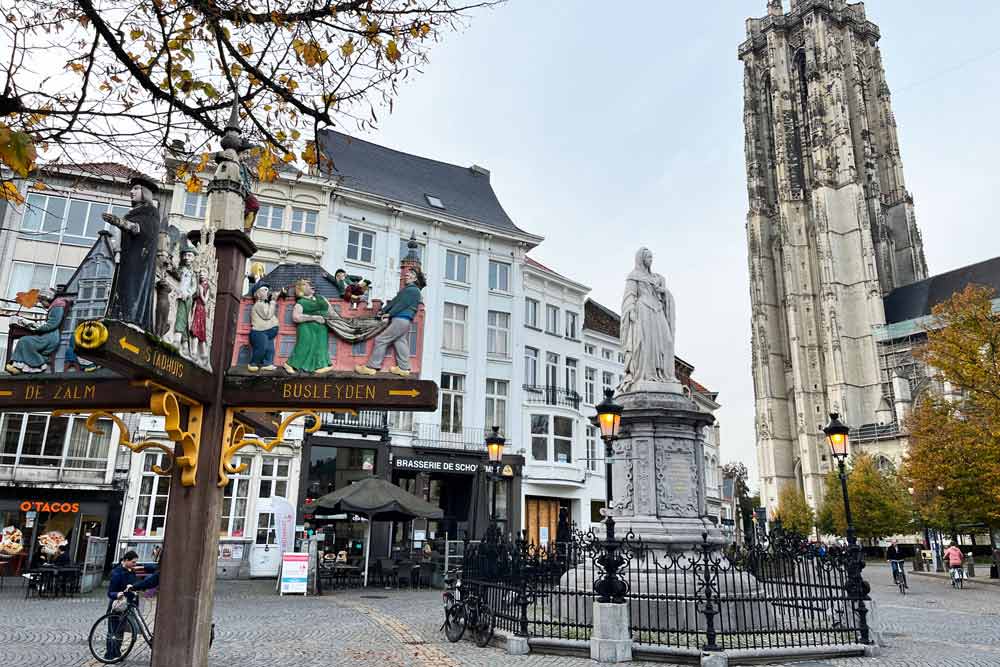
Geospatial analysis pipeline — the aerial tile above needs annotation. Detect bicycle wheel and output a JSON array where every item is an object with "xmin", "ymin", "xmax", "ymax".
[
  {"xmin": 89, "ymin": 612, "xmax": 138, "ymax": 664},
  {"xmin": 472, "ymin": 602, "xmax": 494, "ymax": 648},
  {"xmin": 444, "ymin": 604, "xmax": 466, "ymax": 643}
]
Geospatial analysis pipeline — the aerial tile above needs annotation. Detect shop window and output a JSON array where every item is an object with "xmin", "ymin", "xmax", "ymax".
[
  {"xmin": 220, "ymin": 456, "xmax": 250, "ymax": 537},
  {"xmin": 485, "ymin": 379, "xmax": 508, "ymax": 435},
  {"xmin": 440, "ymin": 373, "xmax": 465, "ymax": 434},
  {"xmin": 134, "ymin": 452, "xmax": 171, "ymax": 537},
  {"xmin": 530, "ymin": 414, "xmax": 548, "ymax": 461},
  {"xmin": 307, "ymin": 445, "xmax": 376, "ymax": 498},
  {"xmin": 259, "ymin": 456, "xmax": 290, "ymax": 499}
]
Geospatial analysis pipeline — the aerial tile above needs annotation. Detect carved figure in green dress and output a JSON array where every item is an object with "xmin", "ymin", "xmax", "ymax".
[{"xmin": 283, "ymin": 278, "xmax": 333, "ymax": 374}]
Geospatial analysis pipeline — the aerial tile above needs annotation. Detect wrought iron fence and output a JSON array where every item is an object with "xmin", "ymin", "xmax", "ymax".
[{"xmin": 460, "ymin": 528, "xmax": 870, "ymax": 651}]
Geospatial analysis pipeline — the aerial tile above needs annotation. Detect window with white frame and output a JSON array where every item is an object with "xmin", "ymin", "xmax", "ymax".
[
  {"xmin": 602, "ymin": 348, "xmax": 614, "ymax": 360},
  {"xmin": 602, "ymin": 371, "xmax": 614, "ymax": 394},
  {"xmin": 545, "ymin": 305, "xmax": 559, "ymax": 335},
  {"xmin": 347, "ymin": 227, "xmax": 375, "ymax": 263},
  {"xmin": 440, "ymin": 373, "xmax": 465, "ymax": 433},
  {"xmin": 545, "ymin": 352, "xmax": 559, "ymax": 389},
  {"xmin": 15, "ymin": 414, "xmax": 66, "ymax": 467},
  {"xmin": 134, "ymin": 452, "xmax": 171, "ymax": 536},
  {"xmin": 565, "ymin": 358, "xmax": 578, "ymax": 394},
  {"xmin": 259, "ymin": 456, "xmax": 291, "ymax": 498},
  {"xmin": 399, "ymin": 238, "xmax": 424, "ymax": 263},
  {"xmin": 525, "ymin": 298, "xmax": 539, "ymax": 328},
  {"xmin": 445, "ymin": 250, "xmax": 469, "ymax": 283},
  {"xmin": 584, "ymin": 343, "xmax": 596, "ymax": 355},
  {"xmin": 220, "ymin": 456, "xmax": 251, "ymax": 537},
  {"xmin": 7, "ymin": 262, "xmax": 76, "ymax": 299},
  {"xmin": 586, "ymin": 425, "xmax": 599, "ymax": 472},
  {"xmin": 565, "ymin": 312, "xmax": 579, "ymax": 339},
  {"xmin": 489, "ymin": 261, "xmax": 510, "ymax": 292},
  {"xmin": 618, "ymin": 352, "xmax": 626, "ymax": 364},
  {"xmin": 388, "ymin": 410, "xmax": 414, "ymax": 432},
  {"xmin": 21, "ymin": 192, "xmax": 128, "ymax": 246},
  {"xmin": 487, "ymin": 310, "xmax": 510, "ymax": 357},
  {"xmin": 485, "ymin": 379, "xmax": 508, "ymax": 435},
  {"xmin": 443, "ymin": 303, "xmax": 468, "ymax": 352},
  {"xmin": 553, "ymin": 416, "xmax": 573, "ymax": 463},
  {"xmin": 183, "ymin": 191, "xmax": 208, "ymax": 219},
  {"xmin": 0, "ymin": 413, "xmax": 111, "ymax": 469},
  {"xmin": 524, "ymin": 347, "xmax": 539, "ymax": 386},
  {"xmin": 585, "ymin": 367, "xmax": 597, "ymax": 404},
  {"xmin": 64, "ymin": 417, "xmax": 113, "ymax": 469},
  {"xmin": 408, "ymin": 321, "xmax": 418, "ymax": 358},
  {"xmin": 290, "ymin": 208, "xmax": 318, "ymax": 234},
  {"xmin": 530, "ymin": 414, "xmax": 548, "ymax": 461},
  {"xmin": 256, "ymin": 203, "xmax": 284, "ymax": 230}
]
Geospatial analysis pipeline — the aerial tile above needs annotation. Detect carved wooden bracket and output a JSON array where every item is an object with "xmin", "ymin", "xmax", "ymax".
[{"xmin": 218, "ymin": 408, "xmax": 321, "ymax": 487}]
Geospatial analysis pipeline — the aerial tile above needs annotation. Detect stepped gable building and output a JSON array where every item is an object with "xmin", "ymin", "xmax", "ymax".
[
  {"xmin": 740, "ymin": 0, "xmax": 930, "ymax": 512},
  {"xmin": 741, "ymin": 0, "xmax": 1000, "ymax": 516}
]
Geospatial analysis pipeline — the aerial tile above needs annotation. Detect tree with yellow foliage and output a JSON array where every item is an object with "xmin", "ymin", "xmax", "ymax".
[
  {"xmin": 773, "ymin": 484, "xmax": 814, "ymax": 537},
  {"xmin": 0, "ymin": 0, "xmax": 501, "ymax": 196},
  {"xmin": 903, "ymin": 284, "xmax": 1000, "ymax": 535},
  {"xmin": 816, "ymin": 454, "xmax": 912, "ymax": 542}
]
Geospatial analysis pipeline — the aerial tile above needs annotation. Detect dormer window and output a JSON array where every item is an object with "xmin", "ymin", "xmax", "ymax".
[{"xmin": 425, "ymin": 194, "xmax": 445, "ymax": 209}]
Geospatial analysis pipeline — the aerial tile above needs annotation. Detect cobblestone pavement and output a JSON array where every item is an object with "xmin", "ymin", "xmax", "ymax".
[{"xmin": 0, "ymin": 562, "xmax": 997, "ymax": 667}]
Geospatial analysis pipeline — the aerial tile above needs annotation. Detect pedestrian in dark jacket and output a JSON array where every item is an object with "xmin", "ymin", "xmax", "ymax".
[{"xmin": 104, "ymin": 550, "xmax": 159, "ymax": 659}]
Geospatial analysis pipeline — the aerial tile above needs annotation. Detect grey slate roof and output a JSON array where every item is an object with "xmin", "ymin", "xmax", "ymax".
[
  {"xmin": 318, "ymin": 129, "xmax": 530, "ymax": 236},
  {"xmin": 251, "ymin": 263, "xmax": 343, "ymax": 299},
  {"xmin": 883, "ymin": 256, "xmax": 1000, "ymax": 324}
]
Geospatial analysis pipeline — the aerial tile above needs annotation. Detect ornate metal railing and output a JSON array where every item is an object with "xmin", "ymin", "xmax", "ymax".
[
  {"xmin": 411, "ymin": 423, "xmax": 492, "ymax": 451},
  {"xmin": 320, "ymin": 410, "xmax": 388, "ymax": 435},
  {"xmin": 522, "ymin": 385, "xmax": 582, "ymax": 410},
  {"xmin": 461, "ymin": 527, "xmax": 870, "ymax": 650}
]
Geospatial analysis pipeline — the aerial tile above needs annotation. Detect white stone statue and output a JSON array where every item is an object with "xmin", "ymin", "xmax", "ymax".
[{"xmin": 619, "ymin": 247, "xmax": 676, "ymax": 392}]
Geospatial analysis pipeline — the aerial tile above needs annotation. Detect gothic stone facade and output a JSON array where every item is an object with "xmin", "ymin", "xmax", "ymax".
[{"xmin": 740, "ymin": 0, "xmax": 928, "ymax": 513}]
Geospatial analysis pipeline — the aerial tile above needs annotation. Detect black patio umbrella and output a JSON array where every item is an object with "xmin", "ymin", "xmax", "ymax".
[{"xmin": 303, "ymin": 477, "xmax": 443, "ymax": 586}]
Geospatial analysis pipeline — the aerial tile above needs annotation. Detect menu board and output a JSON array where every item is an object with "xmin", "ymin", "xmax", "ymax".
[{"xmin": 279, "ymin": 552, "xmax": 309, "ymax": 595}]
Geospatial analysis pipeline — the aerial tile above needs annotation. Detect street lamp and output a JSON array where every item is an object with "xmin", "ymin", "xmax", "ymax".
[
  {"xmin": 822, "ymin": 412, "xmax": 872, "ymax": 644},
  {"xmin": 593, "ymin": 388, "xmax": 627, "ymax": 604},
  {"xmin": 484, "ymin": 426, "xmax": 505, "ymax": 543},
  {"xmin": 822, "ymin": 412, "xmax": 855, "ymax": 546}
]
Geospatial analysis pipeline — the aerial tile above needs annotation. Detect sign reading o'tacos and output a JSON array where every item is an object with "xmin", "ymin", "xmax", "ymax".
[{"xmin": 19, "ymin": 501, "xmax": 80, "ymax": 513}]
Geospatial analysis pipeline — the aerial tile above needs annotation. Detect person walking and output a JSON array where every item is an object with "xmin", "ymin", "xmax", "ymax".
[{"xmin": 104, "ymin": 550, "xmax": 160, "ymax": 659}]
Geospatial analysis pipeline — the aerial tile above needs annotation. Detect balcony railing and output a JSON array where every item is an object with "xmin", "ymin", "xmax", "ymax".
[
  {"xmin": 410, "ymin": 423, "xmax": 492, "ymax": 452},
  {"xmin": 523, "ymin": 385, "xmax": 582, "ymax": 410},
  {"xmin": 319, "ymin": 410, "xmax": 389, "ymax": 435}
]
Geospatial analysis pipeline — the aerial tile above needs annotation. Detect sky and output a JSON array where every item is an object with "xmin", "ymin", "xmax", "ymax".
[{"xmin": 352, "ymin": 0, "xmax": 1000, "ymax": 486}]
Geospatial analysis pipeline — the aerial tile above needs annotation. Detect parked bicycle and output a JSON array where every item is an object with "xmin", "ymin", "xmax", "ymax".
[
  {"xmin": 443, "ymin": 583, "xmax": 494, "ymax": 648},
  {"xmin": 889, "ymin": 559, "xmax": 907, "ymax": 594},
  {"xmin": 89, "ymin": 589, "xmax": 215, "ymax": 664}
]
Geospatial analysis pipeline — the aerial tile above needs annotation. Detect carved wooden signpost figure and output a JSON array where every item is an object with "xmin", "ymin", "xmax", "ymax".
[{"xmin": 0, "ymin": 98, "xmax": 438, "ymax": 667}]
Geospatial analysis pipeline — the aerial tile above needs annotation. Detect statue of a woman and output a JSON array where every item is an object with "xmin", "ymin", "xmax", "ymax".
[
  {"xmin": 284, "ymin": 278, "xmax": 333, "ymax": 375},
  {"xmin": 619, "ymin": 247, "xmax": 676, "ymax": 392}
]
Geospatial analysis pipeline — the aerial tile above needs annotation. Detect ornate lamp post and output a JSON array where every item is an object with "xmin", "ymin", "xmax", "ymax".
[
  {"xmin": 594, "ymin": 389, "xmax": 627, "ymax": 604},
  {"xmin": 484, "ymin": 426, "xmax": 505, "ymax": 544},
  {"xmin": 822, "ymin": 412, "xmax": 871, "ymax": 644}
]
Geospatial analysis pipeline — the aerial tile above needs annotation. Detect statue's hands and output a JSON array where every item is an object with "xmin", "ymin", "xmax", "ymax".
[
  {"xmin": 313, "ymin": 315, "xmax": 326, "ymax": 323},
  {"xmin": 101, "ymin": 212, "xmax": 120, "ymax": 225}
]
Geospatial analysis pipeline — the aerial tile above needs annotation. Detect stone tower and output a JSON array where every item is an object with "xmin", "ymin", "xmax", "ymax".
[{"xmin": 739, "ymin": 0, "xmax": 927, "ymax": 513}]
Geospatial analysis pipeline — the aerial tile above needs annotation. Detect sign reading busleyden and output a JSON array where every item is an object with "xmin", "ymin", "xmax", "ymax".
[{"xmin": 224, "ymin": 373, "xmax": 439, "ymax": 411}]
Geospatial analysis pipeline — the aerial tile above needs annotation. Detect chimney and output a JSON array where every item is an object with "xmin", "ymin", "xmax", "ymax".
[{"xmin": 469, "ymin": 164, "xmax": 490, "ymax": 179}]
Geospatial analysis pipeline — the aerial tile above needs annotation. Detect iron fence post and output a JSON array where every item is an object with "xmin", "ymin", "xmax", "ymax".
[{"xmin": 699, "ymin": 532, "xmax": 721, "ymax": 652}]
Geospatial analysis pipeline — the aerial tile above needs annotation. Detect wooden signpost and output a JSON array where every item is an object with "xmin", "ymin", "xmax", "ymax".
[{"xmin": 0, "ymin": 103, "xmax": 440, "ymax": 667}]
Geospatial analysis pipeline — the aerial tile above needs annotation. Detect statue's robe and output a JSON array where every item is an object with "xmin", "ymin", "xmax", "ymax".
[{"xmin": 107, "ymin": 202, "xmax": 159, "ymax": 331}]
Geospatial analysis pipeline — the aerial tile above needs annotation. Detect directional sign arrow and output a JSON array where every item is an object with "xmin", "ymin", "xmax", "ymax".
[
  {"xmin": 388, "ymin": 389, "xmax": 420, "ymax": 398},
  {"xmin": 119, "ymin": 336, "xmax": 140, "ymax": 354}
]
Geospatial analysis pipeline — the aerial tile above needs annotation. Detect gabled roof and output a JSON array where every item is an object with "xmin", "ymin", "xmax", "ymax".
[
  {"xmin": 883, "ymin": 256, "xmax": 1000, "ymax": 324},
  {"xmin": 40, "ymin": 161, "xmax": 152, "ymax": 183},
  {"xmin": 584, "ymin": 299, "xmax": 620, "ymax": 338},
  {"xmin": 524, "ymin": 256, "xmax": 589, "ymax": 291},
  {"xmin": 59, "ymin": 231, "xmax": 117, "ymax": 296},
  {"xmin": 251, "ymin": 263, "xmax": 342, "ymax": 299},
  {"xmin": 318, "ymin": 130, "xmax": 534, "ymax": 237}
]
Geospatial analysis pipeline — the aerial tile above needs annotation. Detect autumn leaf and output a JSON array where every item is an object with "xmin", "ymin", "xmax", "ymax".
[
  {"xmin": 301, "ymin": 141, "xmax": 318, "ymax": 166},
  {"xmin": 0, "ymin": 124, "xmax": 37, "ymax": 177},
  {"xmin": 130, "ymin": 28, "xmax": 143, "ymax": 40},
  {"xmin": 1, "ymin": 180, "xmax": 24, "ymax": 203},
  {"xmin": 237, "ymin": 42, "xmax": 253, "ymax": 56},
  {"xmin": 15, "ymin": 288, "xmax": 40, "ymax": 308},
  {"xmin": 385, "ymin": 40, "xmax": 401, "ymax": 63},
  {"xmin": 185, "ymin": 176, "xmax": 202, "ymax": 193},
  {"xmin": 292, "ymin": 38, "xmax": 328, "ymax": 66},
  {"xmin": 340, "ymin": 38, "xmax": 355, "ymax": 59},
  {"xmin": 30, "ymin": 181, "xmax": 46, "ymax": 190}
]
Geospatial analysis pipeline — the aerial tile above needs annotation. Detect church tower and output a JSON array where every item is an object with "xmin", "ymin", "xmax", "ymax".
[{"xmin": 739, "ymin": 0, "xmax": 927, "ymax": 514}]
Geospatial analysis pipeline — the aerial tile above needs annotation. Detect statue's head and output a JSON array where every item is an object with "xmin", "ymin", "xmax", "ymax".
[
  {"xmin": 635, "ymin": 247, "xmax": 653, "ymax": 271},
  {"xmin": 254, "ymin": 285, "xmax": 270, "ymax": 302},
  {"xmin": 128, "ymin": 175, "xmax": 159, "ymax": 207},
  {"xmin": 294, "ymin": 279, "xmax": 314, "ymax": 298},
  {"xmin": 180, "ymin": 250, "xmax": 194, "ymax": 265}
]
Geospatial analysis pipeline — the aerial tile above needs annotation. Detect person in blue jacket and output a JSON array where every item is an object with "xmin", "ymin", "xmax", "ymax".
[
  {"xmin": 356, "ymin": 268, "xmax": 425, "ymax": 377},
  {"xmin": 104, "ymin": 550, "xmax": 160, "ymax": 659}
]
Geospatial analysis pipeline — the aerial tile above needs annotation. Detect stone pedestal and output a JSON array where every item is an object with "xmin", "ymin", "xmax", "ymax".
[
  {"xmin": 591, "ymin": 602, "xmax": 632, "ymax": 663},
  {"xmin": 612, "ymin": 387, "xmax": 723, "ymax": 552}
]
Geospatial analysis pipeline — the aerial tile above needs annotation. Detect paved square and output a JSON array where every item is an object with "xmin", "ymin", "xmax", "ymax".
[{"xmin": 1, "ymin": 563, "xmax": 998, "ymax": 666}]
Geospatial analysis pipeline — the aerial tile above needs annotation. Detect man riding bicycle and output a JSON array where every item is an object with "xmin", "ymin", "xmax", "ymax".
[
  {"xmin": 886, "ymin": 539, "xmax": 905, "ymax": 584},
  {"xmin": 105, "ymin": 550, "xmax": 160, "ymax": 659}
]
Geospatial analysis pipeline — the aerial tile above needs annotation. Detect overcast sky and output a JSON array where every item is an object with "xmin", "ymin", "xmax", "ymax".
[{"xmin": 354, "ymin": 0, "xmax": 1000, "ymax": 486}]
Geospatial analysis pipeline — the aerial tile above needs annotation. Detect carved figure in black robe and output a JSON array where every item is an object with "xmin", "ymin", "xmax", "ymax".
[{"xmin": 104, "ymin": 176, "xmax": 161, "ymax": 332}]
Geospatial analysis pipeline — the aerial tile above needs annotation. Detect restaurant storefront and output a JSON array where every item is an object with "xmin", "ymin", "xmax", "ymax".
[{"xmin": 0, "ymin": 487, "xmax": 120, "ymax": 573}]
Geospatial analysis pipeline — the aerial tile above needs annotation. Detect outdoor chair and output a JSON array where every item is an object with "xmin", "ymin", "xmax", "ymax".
[
  {"xmin": 377, "ymin": 558, "xmax": 397, "ymax": 588},
  {"xmin": 396, "ymin": 562, "xmax": 416, "ymax": 589}
]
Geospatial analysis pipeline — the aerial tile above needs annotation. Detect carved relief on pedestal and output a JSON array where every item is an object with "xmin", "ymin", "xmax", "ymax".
[
  {"xmin": 654, "ymin": 438, "xmax": 698, "ymax": 517},
  {"xmin": 632, "ymin": 437, "xmax": 653, "ymax": 514}
]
